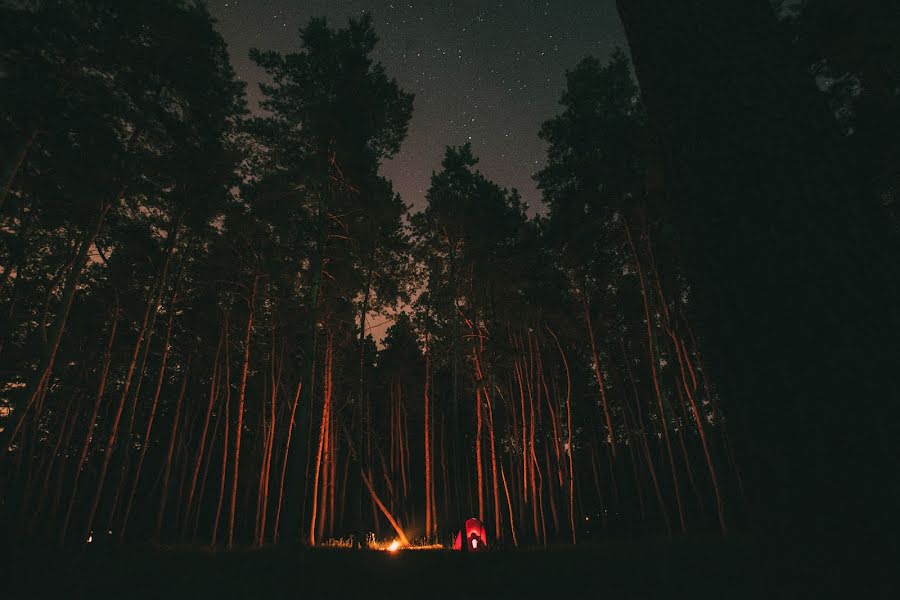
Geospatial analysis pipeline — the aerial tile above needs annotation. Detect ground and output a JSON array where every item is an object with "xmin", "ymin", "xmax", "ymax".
[{"xmin": 3, "ymin": 537, "xmax": 882, "ymax": 598}]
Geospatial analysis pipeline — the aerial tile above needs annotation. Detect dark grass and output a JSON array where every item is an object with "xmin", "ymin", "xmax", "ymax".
[{"xmin": 3, "ymin": 536, "xmax": 885, "ymax": 599}]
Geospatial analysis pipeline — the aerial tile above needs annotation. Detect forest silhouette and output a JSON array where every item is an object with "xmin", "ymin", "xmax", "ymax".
[{"xmin": 1, "ymin": 2, "xmax": 898, "ymax": 591}]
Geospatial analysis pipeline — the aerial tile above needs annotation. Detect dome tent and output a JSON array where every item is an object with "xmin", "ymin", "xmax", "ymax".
[{"xmin": 452, "ymin": 517, "xmax": 488, "ymax": 551}]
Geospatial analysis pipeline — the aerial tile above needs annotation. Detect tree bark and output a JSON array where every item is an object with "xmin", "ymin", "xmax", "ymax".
[
  {"xmin": 228, "ymin": 273, "xmax": 259, "ymax": 548},
  {"xmin": 155, "ymin": 355, "xmax": 191, "ymax": 538}
]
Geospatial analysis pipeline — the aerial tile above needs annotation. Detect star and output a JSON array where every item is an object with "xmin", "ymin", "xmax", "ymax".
[{"xmin": 206, "ymin": 0, "xmax": 627, "ymax": 213}]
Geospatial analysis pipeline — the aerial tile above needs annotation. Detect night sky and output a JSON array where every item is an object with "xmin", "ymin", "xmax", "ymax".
[{"xmin": 207, "ymin": 0, "xmax": 627, "ymax": 213}]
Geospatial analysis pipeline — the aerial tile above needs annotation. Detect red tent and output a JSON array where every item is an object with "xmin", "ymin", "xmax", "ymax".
[{"xmin": 452, "ymin": 517, "xmax": 488, "ymax": 551}]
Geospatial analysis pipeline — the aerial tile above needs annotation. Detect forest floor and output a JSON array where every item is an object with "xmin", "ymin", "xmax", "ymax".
[{"xmin": 4, "ymin": 536, "xmax": 876, "ymax": 599}]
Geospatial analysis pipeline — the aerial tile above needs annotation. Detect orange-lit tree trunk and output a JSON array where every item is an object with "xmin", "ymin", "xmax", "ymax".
[
  {"xmin": 108, "ymin": 227, "xmax": 182, "ymax": 532},
  {"xmin": 211, "ymin": 322, "xmax": 231, "ymax": 547},
  {"xmin": 192, "ymin": 380, "xmax": 223, "ymax": 540},
  {"xmin": 543, "ymin": 444, "xmax": 560, "ymax": 535},
  {"xmin": 256, "ymin": 326, "xmax": 280, "ymax": 546},
  {"xmin": 621, "ymin": 338, "xmax": 672, "ymax": 534},
  {"xmin": 526, "ymin": 335, "xmax": 540, "ymax": 542},
  {"xmin": 476, "ymin": 387, "xmax": 484, "ymax": 521},
  {"xmin": 261, "ymin": 340, "xmax": 281, "ymax": 543},
  {"xmin": 513, "ymin": 353, "xmax": 528, "ymax": 508},
  {"xmin": 480, "ymin": 353, "xmax": 501, "ymax": 542},
  {"xmin": 581, "ymin": 291, "xmax": 617, "ymax": 458},
  {"xmin": 686, "ymin": 325, "xmax": 748, "ymax": 513},
  {"xmin": 82, "ymin": 261, "xmax": 163, "ymax": 543},
  {"xmin": 183, "ymin": 323, "xmax": 225, "ymax": 536},
  {"xmin": 59, "ymin": 296, "xmax": 119, "ymax": 545},
  {"xmin": 254, "ymin": 359, "xmax": 270, "ymax": 545},
  {"xmin": 674, "ymin": 333, "xmax": 726, "ymax": 532},
  {"xmin": 396, "ymin": 382, "xmax": 408, "ymax": 502},
  {"xmin": 5, "ymin": 200, "xmax": 113, "ymax": 450},
  {"xmin": 309, "ymin": 334, "xmax": 333, "ymax": 546},
  {"xmin": 29, "ymin": 393, "xmax": 76, "ymax": 533},
  {"xmin": 424, "ymin": 337, "xmax": 433, "ymax": 538},
  {"xmin": 120, "ymin": 284, "xmax": 181, "ymax": 541},
  {"xmin": 500, "ymin": 461, "xmax": 518, "ymax": 547},
  {"xmin": 155, "ymin": 355, "xmax": 191, "ymax": 538},
  {"xmin": 537, "ymin": 342, "xmax": 563, "ymax": 487},
  {"xmin": 547, "ymin": 326, "xmax": 576, "ymax": 544},
  {"xmin": 228, "ymin": 273, "xmax": 259, "ymax": 548},
  {"xmin": 328, "ymin": 400, "xmax": 337, "ymax": 538},
  {"xmin": 647, "ymin": 236, "xmax": 727, "ymax": 533},
  {"xmin": 210, "ymin": 344, "xmax": 231, "ymax": 548},
  {"xmin": 625, "ymin": 221, "xmax": 685, "ymax": 533},
  {"xmin": 359, "ymin": 466, "xmax": 409, "ymax": 546},
  {"xmin": 440, "ymin": 410, "xmax": 450, "ymax": 524},
  {"xmin": 273, "ymin": 380, "xmax": 302, "ymax": 544}
]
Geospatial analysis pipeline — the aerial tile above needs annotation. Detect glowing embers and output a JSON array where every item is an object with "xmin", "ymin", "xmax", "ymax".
[{"xmin": 319, "ymin": 535, "xmax": 444, "ymax": 551}]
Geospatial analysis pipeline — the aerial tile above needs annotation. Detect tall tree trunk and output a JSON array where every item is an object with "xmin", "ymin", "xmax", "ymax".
[
  {"xmin": 309, "ymin": 333, "xmax": 333, "ymax": 546},
  {"xmin": 282, "ymin": 198, "xmax": 328, "ymax": 542},
  {"xmin": 423, "ymin": 337, "xmax": 433, "ymax": 538},
  {"xmin": 107, "ymin": 220, "xmax": 182, "ymax": 532},
  {"xmin": 59, "ymin": 295, "xmax": 119, "ymax": 546},
  {"xmin": 155, "ymin": 356, "xmax": 191, "ymax": 538},
  {"xmin": 192, "ymin": 380, "xmax": 223, "ymax": 541},
  {"xmin": 228, "ymin": 273, "xmax": 259, "ymax": 548},
  {"xmin": 482, "ymin": 360, "xmax": 501, "ymax": 542},
  {"xmin": 120, "ymin": 283, "xmax": 181, "ymax": 541},
  {"xmin": 5, "ymin": 201, "xmax": 112, "ymax": 449},
  {"xmin": 475, "ymin": 388, "xmax": 484, "ymax": 522},
  {"xmin": 183, "ymin": 323, "xmax": 225, "ymax": 537},
  {"xmin": 211, "ymin": 328, "xmax": 230, "ymax": 548},
  {"xmin": 500, "ymin": 462, "xmax": 518, "ymax": 547},
  {"xmin": 273, "ymin": 380, "xmax": 302, "ymax": 544},
  {"xmin": 82, "ymin": 237, "xmax": 164, "ymax": 543},
  {"xmin": 546, "ymin": 326, "xmax": 576, "ymax": 544},
  {"xmin": 621, "ymin": 338, "xmax": 671, "ymax": 535},
  {"xmin": 581, "ymin": 291, "xmax": 617, "ymax": 458},
  {"xmin": 625, "ymin": 222, "xmax": 685, "ymax": 533}
]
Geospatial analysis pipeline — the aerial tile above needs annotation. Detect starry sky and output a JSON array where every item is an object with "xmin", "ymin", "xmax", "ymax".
[{"xmin": 206, "ymin": 0, "xmax": 627, "ymax": 213}]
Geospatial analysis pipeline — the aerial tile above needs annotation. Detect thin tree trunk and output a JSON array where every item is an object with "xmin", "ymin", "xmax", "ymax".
[
  {"xmin": 109, "ymin": 222, "xmax": 183, "ymax": 531},
  {"xmin": 183, "ymin": 323, "xmax": 225, "ymax": 537},
  {"xmin": 29, "ymin": 394, "xmax": 76, "ymax": 532},
  {"xmin": 59, "ymin": 295, "xmax": 119, "ymax": 545},
  {"xmin": 581, "ymin": 290, "xmax": 617, "ymax": 457},
  {"xmin": 82, "ymin": 234, "xmax": 164, "ymax": 543},
  {"xmin": 120, "ymin": 283, "xmax": 181, "ymax": 541},
  {"xmin": 228, "ymin": 273, "xmax": 259, "ymax": 548},
  {"xmin": 155, "ymin": 355, "xmax": 191, "ymax": 538},
  {"xmin": 546, "ymin": 326, "xmax": 576, "ymax": 544},
  {"xmin": 625, "ymin": 221, "xmax": 685, "ymax": 533},
  {"xmin": 476, "ymin": 388, "xmax": 484, "ymax": 521},
  {"xmin": 273, "ymin": 380, "xmax": 302, "ymax": 544},
  {"xmin": 424, "ymin": 336, "xmax": 432, "ymax": 538},
  {"xmin": 675, "ymin": 334, "xmax": 726, "ymax": 532},
  {"xmin": 501, "ymin": 462, "xmax": 518, "ymax": 547},
  {"xmin": 621, "ymin": 338, "xmax": 672, "ymax": 535},
  {"xmin": 6, "ymin": 201, "xmax": 112, "ymax": 448},
  {"xmin": 309, "ymin": 334, "xmax": 332, "ymax": 546},
  {"xmin": 483, "ymin": 362, "xmax": 501, "ymax": 542},
  {"xmin": 211, "ymin": 330, "xmax": 230, "ymax": 547},
  {"xmin": 192, "ymin": 379, "xmax": 223, "ymax": 541}
]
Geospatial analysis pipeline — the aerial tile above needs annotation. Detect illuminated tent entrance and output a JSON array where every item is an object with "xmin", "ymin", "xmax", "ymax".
[{"xmin": 452, "ymin": 517, "xmax": 488, "ymax": 551}]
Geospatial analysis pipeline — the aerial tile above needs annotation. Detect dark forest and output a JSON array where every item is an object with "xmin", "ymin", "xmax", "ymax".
[{"xmin": 1, "ymin": 1, "xmax": 898, "ymax": 596}]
